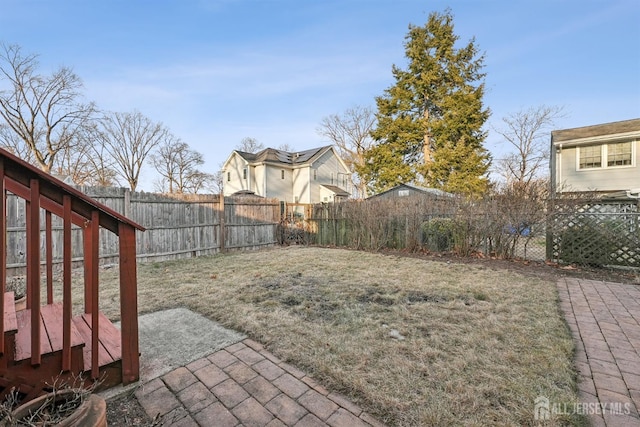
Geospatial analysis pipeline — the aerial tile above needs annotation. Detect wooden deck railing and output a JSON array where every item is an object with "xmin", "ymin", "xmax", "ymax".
[{"xmin": 0, "ymin": 148, "xmax": 145, "ymax": 386}]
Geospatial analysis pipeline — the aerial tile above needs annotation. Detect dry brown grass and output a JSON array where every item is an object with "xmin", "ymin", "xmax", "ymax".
[{"xmin": 82, "ymin": 246, "xmax": 582, "ymax": 426}]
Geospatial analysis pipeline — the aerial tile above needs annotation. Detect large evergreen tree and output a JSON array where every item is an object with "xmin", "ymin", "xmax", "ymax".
[{"xmin": 361, "ymin": 10, "xmax": 491, "ymax": 196}]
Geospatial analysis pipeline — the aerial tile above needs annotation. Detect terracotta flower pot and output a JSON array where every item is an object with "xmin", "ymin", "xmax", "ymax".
[
  {"xmin": 14, "ymin": 295, "xmax": 26, "ymax": 312},
  {"xmin": 10, "ymin": 389, "xmax": 106, "ymax": 427}
]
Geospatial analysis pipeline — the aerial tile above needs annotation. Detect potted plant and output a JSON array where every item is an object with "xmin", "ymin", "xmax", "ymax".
[{"xmin": 0, "ymin": 378, "xmax": 106, "ymax": 426}]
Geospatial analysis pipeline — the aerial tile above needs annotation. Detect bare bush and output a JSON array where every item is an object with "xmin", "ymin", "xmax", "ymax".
[{"xmin": 308, "ymin": 183, "xmax": 550, "ymax": 261}]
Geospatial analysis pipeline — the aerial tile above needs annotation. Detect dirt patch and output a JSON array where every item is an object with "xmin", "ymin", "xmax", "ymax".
[{"xmin": 106, "ymin": 393, "xmax": 155, "ymax": 426}]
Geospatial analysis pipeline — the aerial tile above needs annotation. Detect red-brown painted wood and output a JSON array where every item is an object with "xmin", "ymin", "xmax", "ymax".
[
  {"xmin": 15, "ymin": 309, "xmax": 51, "ymax": 362},
  {"xmin": 62, "ymin": 195, "xmax": 72, "ymax": 372},
  {"xmin": 119, "ymin": 223, "xmax": 140, "ymax": 385},
  {"xmin": 45, "ymin": 211, "xmax": 53, "ymax": 305},
  {"xmin": 5, "ymin": 179, "xmax": 87, "ymax": 228},
  {"xmin": 92, "ymin": 312, "xmax": 122, "ymax": 362},
  {"xmin": 39, "ymin": 304, "xmax": 84, "ymax": 353},
  {"xmin": 0, "ymin": 292, "xmax": 17, "ymax": 370},
  {"xmin": 3, "ymin": 292, "xmax": 17, "ymax": 333},
  {"xmin": 0, "ymin": 158, "xmax": 6, "ymax": 354},
  {"xmin": 28, "ymin": 179, "xmax": 41, "ymax": 366},
  {"xmin": 90, "ymin": 211, "xmax": 100, "ymax": 379},
  {"xmin": 83, "ymin": 225, "xmax": 92, "ymax": 315},
  {"xmin": 0, "ymin": 147, "xmax": 144, "ymax": 393},
  {"xmin": 72, "ymin": 313, "xmax": 121, "ymax": 371},
  {"xmin": 0, "ymin": 147, "xmax": 144, "ymax": 235}
]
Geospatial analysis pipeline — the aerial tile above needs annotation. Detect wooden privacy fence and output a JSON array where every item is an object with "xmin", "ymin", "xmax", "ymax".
[{"xmin": 5, "ymin": 189, "xmax": 280, "ymax": 274}]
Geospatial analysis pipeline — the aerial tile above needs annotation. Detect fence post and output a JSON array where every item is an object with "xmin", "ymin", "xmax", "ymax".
[
  {"xmin": 124, "ymin": 188, "xmax": 131, "ymax": 218},
  {"xmin": 219, "ymin": 195, "xmax": 225, "ymax": 253}
]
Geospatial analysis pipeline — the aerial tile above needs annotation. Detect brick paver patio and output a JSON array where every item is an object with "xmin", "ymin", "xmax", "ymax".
[
  {"xmin": 135, "ymin": 339, "xmax": 385, "ymax": 426},
  {"xmin": 557, "ymin": 278, "xmax": 640, "ymax": 426}
]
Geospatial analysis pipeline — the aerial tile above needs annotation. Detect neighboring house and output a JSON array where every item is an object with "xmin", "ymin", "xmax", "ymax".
[
  {"xmin": 366, "ymin": 183, "xmax": 452, "ymax": 200},
  {"xmin": 223, "ymin": 145, "xmax": 351, "ymax": 203},
  {"xmin": 550, "ymin": 118, "xmax": 640, "ymax": 198}
]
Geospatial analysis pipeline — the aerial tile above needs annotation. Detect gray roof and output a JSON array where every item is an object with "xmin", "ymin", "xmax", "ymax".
[
  {"xmin": 367, "ymin": 183, "xmax": 453, "ymax": 199},
  {"xmin": 551, "ymin": 118, "xmax": 640, "ymax": 143},
  {"xmin": 320, "ymin": 184, "xmax": 350, "ymax": 197},
  {"xmin": 235, "ymin": 146, "xmax": 332, "ymax": 166}
]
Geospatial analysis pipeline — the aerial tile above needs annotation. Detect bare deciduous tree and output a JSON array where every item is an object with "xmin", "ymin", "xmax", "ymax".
[
  {"xmin": 0, "ymin": 43, "xmax": 96, "ymax": 171},
  {"xmin": 52, "ymin": 139, "xmax": 93, "ymax": 184},
  {"xmin": 317, "ymin": 105, "xmax": 376, "ymax": 198},
  {"xmin": 151, "ymin": 139, "xmax": 214, "ymax": 194},
  {"xmin": 78, "ymin": 123, "xmax": 120, "ymax": 186},
  {"xmin": 210, "ymin": 163, "xmax": 225, "ymax": 194},
  {"xmin": 98, "ymin": 110, "xmax": 168, "ymax": 191},
  {"xmin": 277, "ymin": 143, "xmax": 294, "ymax": 152},
  {"xmin": 236, "ymin": 137, "xmax": 264, "ymax": 153},
  {"xmin": 0, "ymin": 122, "xmax": 34, "ymax": 162},
  {"xmin": 494, "ymin": 105, "xmax": 565, "ymax": 186},
  {"xmin": 185, "ymin": 170, "xmax": 217, "ymax": 194}
]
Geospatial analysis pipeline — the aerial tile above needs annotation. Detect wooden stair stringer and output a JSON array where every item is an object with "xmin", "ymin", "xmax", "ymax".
[{"xmin": 1, "ymin": 292, "xmax": 18, "ymax": 368}]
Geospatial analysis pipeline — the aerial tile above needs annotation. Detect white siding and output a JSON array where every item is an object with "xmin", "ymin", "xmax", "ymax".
[
  {"xmin": 310, "ymin": 150, "xmax": 350, "ymax": 202},
  {"xmin": 253, "ymin": 164, "xmax": 266, "ymax": 196},
  {"xmin": 319, "ymin": 186, "xmax": 336, "ymax": 202},
  {"xmin": 224, "ymin": 147, "xmax": 351, "ymax": 202},
  {"xmin": 223, "ymin": 154, "xmax": 249, "ymax": 196},
  {"xmin": 556, "ymin": 141, "xmax": 640, "ymax": 192},
  {"xmin": 265, "ymin": 166, "xmax": 292, "ymax": 201},
  {"xmin": 292, "ymin": 167, "xmax": 312, "ymax": 203}
]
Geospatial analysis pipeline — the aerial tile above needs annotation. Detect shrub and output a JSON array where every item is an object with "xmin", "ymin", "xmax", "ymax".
[{"xmin": 421, "ymin": 217, "xmax": 456, "ymax": 252}]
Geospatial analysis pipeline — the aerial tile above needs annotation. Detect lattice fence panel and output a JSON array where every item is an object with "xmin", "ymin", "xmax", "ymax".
[{"xmin": 548, "ymin": 200, "xmax": 640, "ymax": 267}]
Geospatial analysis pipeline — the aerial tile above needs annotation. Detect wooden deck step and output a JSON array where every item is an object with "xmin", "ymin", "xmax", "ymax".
[
  {"xmin": 72, "ymin": 312, "xmax": 122, "ymax": 372},
  {"xmin": 3, "ymin": 292, "xmax": 18, "ymax": 334},
  {"xmin": 14, "ymin": 303, "xmax": 85, "ymax": 362}
]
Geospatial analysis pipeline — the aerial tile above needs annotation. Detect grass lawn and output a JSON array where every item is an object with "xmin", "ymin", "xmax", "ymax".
[{"xmin": 92, "ymin": 246, "xmax": 583, "ymax": 426}]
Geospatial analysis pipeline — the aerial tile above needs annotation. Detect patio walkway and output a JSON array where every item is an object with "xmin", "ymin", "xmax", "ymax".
[
  {"xmin": 134, "ymin": 338, "xmax": 385, "ymax": 426},
  {"xmin": 557, "ymin": 277, "xmax": 640, "ymax": 426}
]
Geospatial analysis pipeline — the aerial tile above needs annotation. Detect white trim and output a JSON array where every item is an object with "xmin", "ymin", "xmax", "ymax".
[
  {"xmin": 554, "ymin": 130, "xmax": 640, "ymax": 147},
  {"xmin": 576, "ymin": 140, "xmax": 636, "ymax": 171}
]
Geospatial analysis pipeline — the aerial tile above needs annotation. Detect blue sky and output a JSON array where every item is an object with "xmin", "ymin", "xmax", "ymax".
[{"xmin": 1, "ymin": 0, "xmax": 639, "ymax": 190}]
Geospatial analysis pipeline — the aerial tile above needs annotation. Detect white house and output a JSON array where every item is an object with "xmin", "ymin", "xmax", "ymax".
[
  {"xmin": 222, "ymin": 145, "xmax": 351, "ymax": 203},
  {"xmin": 550, "ymin": 118, "xmax": 640, "ymax": 198}
]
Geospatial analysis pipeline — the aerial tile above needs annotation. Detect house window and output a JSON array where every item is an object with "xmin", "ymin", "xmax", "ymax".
[
  {"xmin": 243, "ymin": 168, "xmax": 247, "ymax": 180},
  {"xmin": 331, "ymin": 173, "xmax": 334, "ymax": 185},
  {"xmin": 281, "ymin": 170, "xmax": 285, "ymax": 179},
  {"xmin": 313, "ymin": 169, "xmax": 317, "ymax": 180},
  {"xmin": 398, "ymin": 190, "xmax": 410, "ymax": 197},
  {"xmin": 578, "ymin": 141, "xmax": 634, "ymax": 170},
  {"xmin": 608, "ymin": 141, "xmax": 632, "ymax": 166},
  {"xmin": 227, "ymin": 172, "xmax": 230, "ymax": 182},
  {"xmin": 579, "ymin": 145, "xmax": 602, "ymax": 169}
]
